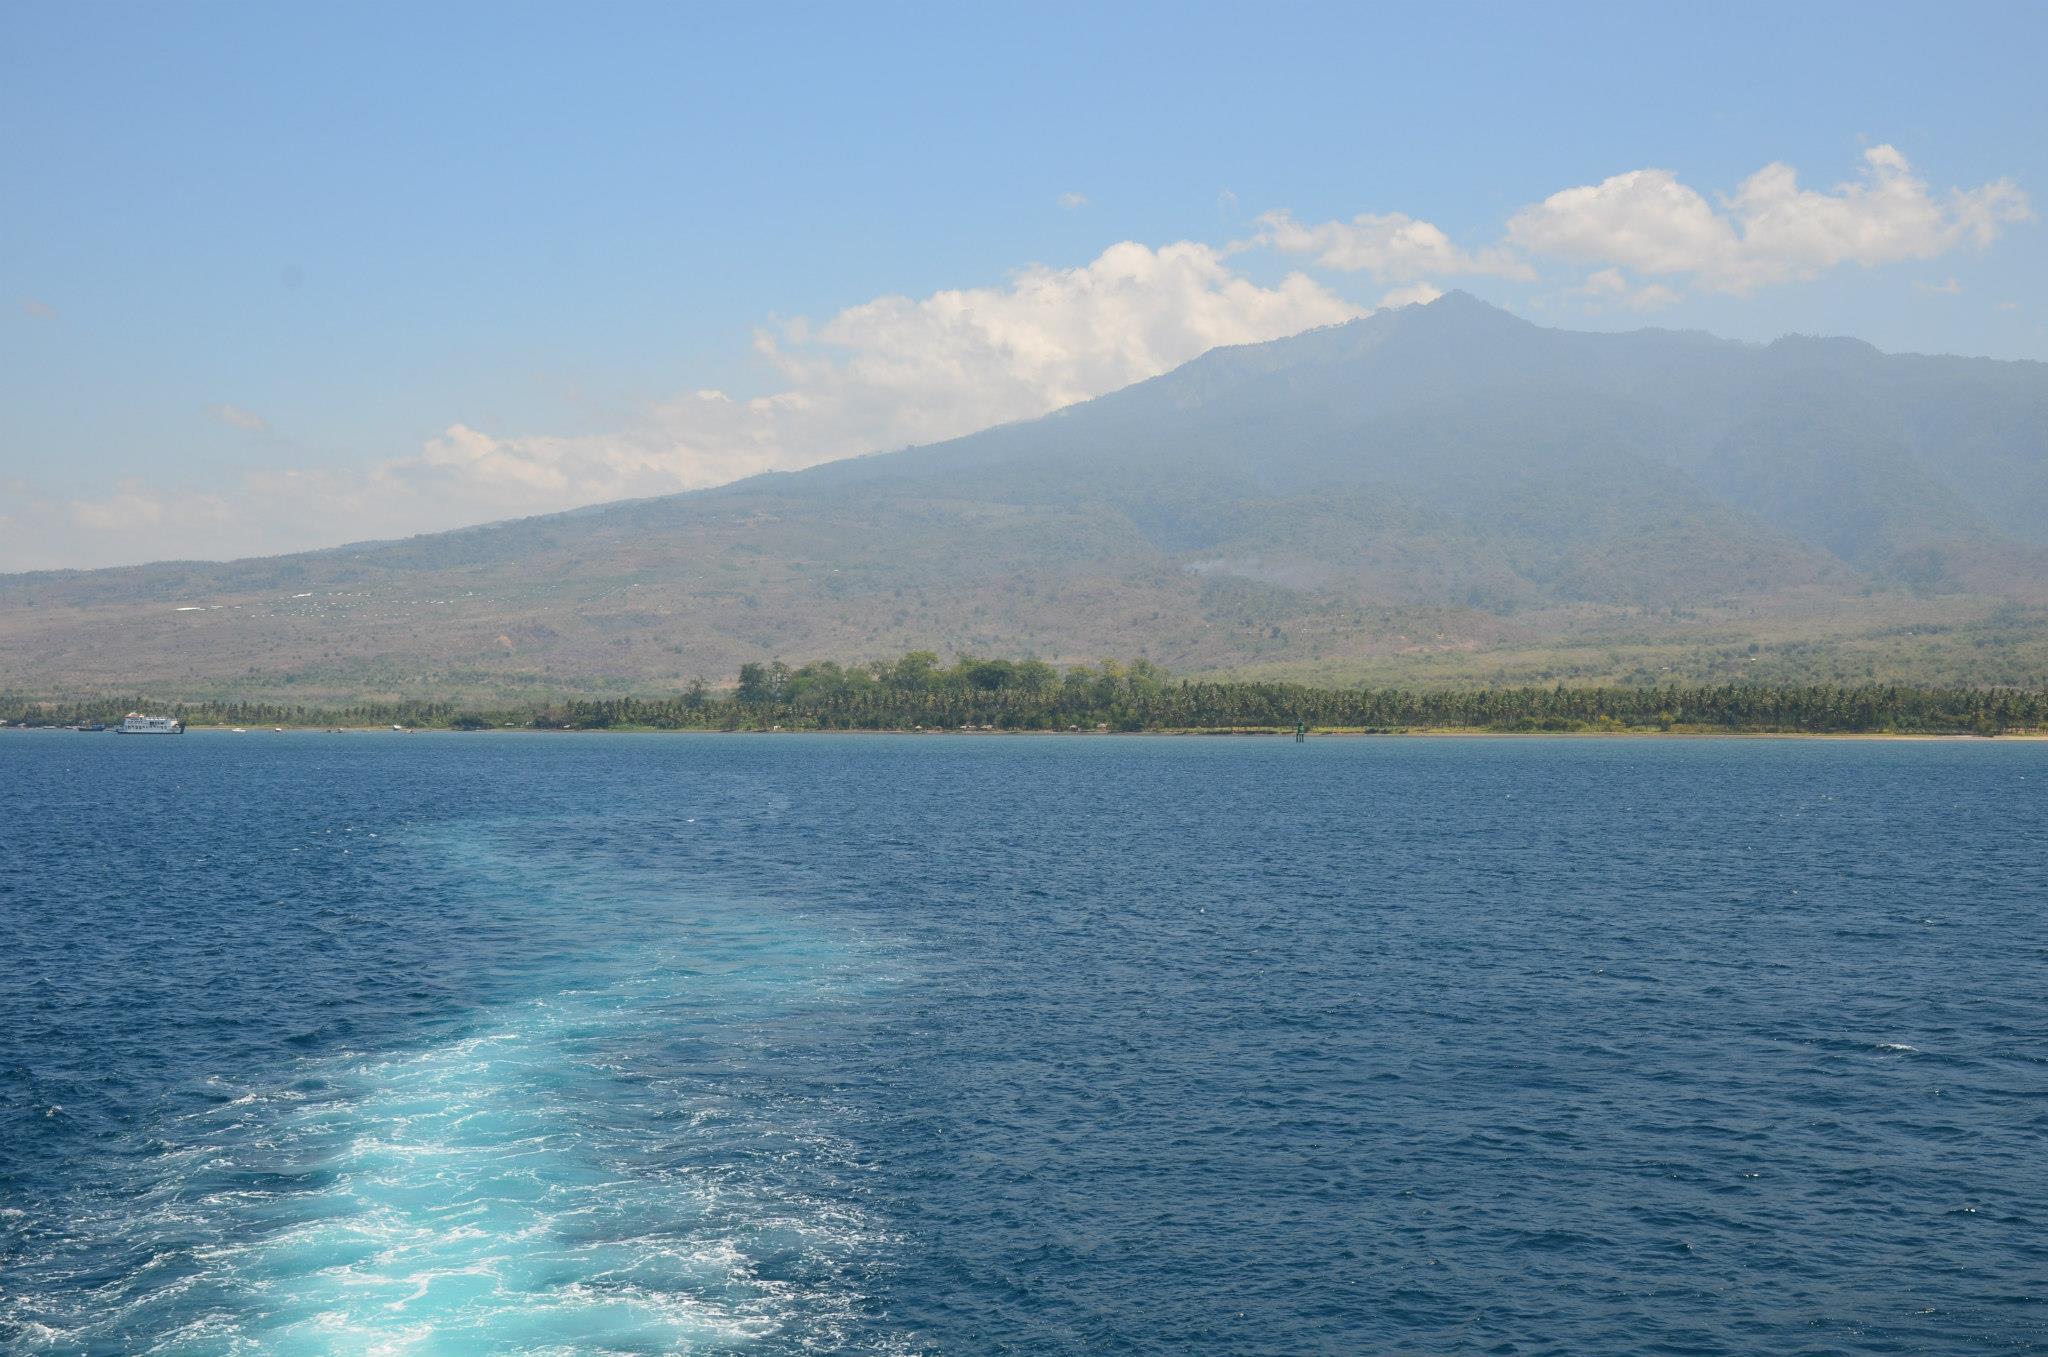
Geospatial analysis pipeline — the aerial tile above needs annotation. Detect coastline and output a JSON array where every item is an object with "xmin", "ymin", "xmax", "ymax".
[
  {"xmin": 10, "ymin": 724, "xmax": 2042, "ymax": 741},
  {"xmin": 13, "ymin": 663, "xmax": 2040, "ymax": 742}
]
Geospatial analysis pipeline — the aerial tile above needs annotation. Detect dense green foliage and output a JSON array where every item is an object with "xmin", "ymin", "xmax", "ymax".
[{"xmin": 7, "ymin": 652, "xmax": 2045, "ymax": 735}]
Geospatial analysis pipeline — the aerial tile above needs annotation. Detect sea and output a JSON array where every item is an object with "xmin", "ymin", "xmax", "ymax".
[{"xmin": 1, "ymin": 731, "xmax": 2043, "ymax": 1355}]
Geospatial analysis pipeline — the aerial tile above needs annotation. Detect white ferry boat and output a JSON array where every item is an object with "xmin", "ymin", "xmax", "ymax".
[{"xmin": 116, "ymin": 713, "xmax": 184, "ymax": 735}]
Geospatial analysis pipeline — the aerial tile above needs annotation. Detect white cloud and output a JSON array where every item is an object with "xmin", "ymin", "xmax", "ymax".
[
  {"xmin": 767, "ymin": 240, "xmax": 1361, "ymax": 434},
  {"xmin": 209, "ymin": 403, "xmax": 270, "ymax": 431},
  {"xmin": 20, "ymin": 298, "xmax": 58, "ymax": 320},
  {"xmin": 1913, "ymin": 277, "xmax": 1963, "ymax": 295},
  {"xmin": 28, "ymin": 241, "xmax": 1364, "ymax": 567},
  {"xmin": 1057, "ymin": 191, "xmax": 1089, "ymax": 209},
  {"xmin": 1376, "ymin": 282, "xmax": 1444, "ymax": 308},
  {"xmin": 1574, "ymin": 267, "xmax": 1682, "ymax": 312},
  {"xmin": 1997, "ymin": 300, "xmax": 2021, "ymax": 312},
  {"xmin": 376, "ymin": 241, "xmax": 1362, "ymax": 520},
  {"xmin": 1258, "ymin": 209, "xmax": 1534, "ymax": 282},
  {"xmin": 1508, "ymin": 145, "xmax": 2033, "ymax": 294}
]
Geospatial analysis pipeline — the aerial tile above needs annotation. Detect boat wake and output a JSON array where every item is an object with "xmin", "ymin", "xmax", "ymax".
[{"xmin": 8, "ymin": 834, "xmax": 913, "ymax": 1355}]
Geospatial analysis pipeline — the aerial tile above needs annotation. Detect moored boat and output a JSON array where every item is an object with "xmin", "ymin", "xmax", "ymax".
[{"xmin": 116, "ymin": 713, "xmax": 184, "ymax": 735}]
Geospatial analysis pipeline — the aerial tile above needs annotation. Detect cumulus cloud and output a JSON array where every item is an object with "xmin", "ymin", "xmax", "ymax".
[
  {"xmin": 1508, "ymin": 145, "xmax": 2033, "ymax": 294},
  {"xmin": 380, "ymin": 241, "xmax": 1362, "ymax": 511},
  {"xmin": 1258, "ymin": 209, "xmax": 1534, "ymax": 282},
  {"xmin": 776, "ymin": 241, "xmax": 1358, "ymax": 430},
  {"xmin": 29, "ymin": 241, "xmax": 1363, "ymax": 567}
]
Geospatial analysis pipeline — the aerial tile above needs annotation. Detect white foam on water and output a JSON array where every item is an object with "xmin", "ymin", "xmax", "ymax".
[
  {"xmin": 82, "ymin": 1005, "xmax": 808, "ymax": 1353},
  {"xmin": 12, "ymin": 881, "xmax": 913, "ymax": 1355}
]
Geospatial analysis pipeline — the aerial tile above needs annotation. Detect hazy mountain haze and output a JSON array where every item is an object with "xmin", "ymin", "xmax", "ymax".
[{"xmin": 6, "ymin": 296, "xmax": 2046, "ymax": 697}]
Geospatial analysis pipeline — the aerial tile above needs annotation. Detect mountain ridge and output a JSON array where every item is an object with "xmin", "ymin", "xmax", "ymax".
[{"xmin": 6, "ymin": 294, "xmax": 2048, "ymax": 697}]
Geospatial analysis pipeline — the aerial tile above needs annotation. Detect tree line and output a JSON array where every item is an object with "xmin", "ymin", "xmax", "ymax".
[{"xmin": 5, "ymin": 651, "xmax": 2046, "ymax": 734}]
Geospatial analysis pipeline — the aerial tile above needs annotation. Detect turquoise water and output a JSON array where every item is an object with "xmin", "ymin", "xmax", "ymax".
[{"xmin": 2, "ymin": 732, "xmax": 2044, "ymax": 1354}]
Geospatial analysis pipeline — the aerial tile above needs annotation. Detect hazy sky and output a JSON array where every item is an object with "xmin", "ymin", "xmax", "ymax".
[{"xmin": 3, "ymin": 1, "xmax": 2043, "ymax": 570}]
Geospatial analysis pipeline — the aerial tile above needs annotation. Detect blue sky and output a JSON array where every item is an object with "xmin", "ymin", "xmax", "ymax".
[{"xmin": 3, "ymin": 1, "xmax": 2044, "ymax": 569}]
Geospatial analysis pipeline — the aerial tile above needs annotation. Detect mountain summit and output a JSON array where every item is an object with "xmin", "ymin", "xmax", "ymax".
[{"xmin": 6, "ymin": 295, "xmax": 2047, "ymax": 697}]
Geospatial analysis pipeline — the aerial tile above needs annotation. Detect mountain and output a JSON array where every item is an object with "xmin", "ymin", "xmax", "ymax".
[{"xmin": 6, "ymin": 293, "xmax": 2048, "ymax": 699}]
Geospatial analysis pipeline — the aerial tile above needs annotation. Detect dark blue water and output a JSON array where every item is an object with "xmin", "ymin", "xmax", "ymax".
[{"xmin": 2, "ymin": 732, "xmax": 2044, "ymax": 1355}]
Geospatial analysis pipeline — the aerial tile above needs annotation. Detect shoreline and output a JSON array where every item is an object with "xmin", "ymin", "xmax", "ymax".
[{"xmin": 9, "ymin": 724, "xmax": 2043, "ymax": 741}]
